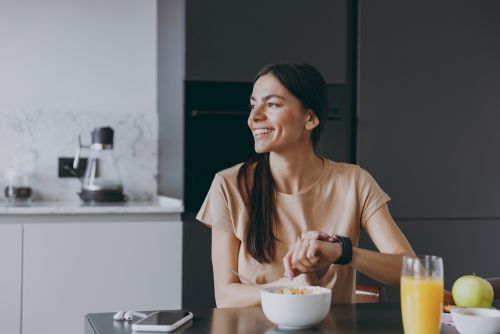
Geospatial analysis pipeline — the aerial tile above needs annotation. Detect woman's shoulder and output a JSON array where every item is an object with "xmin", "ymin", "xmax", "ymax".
[
  {"xmin": 213, "ymin": 162, "xmax": 246, "ymax": 186},
  {"xmin": 323, "ymin": 159, "xmax": 381, "ymax": 189},
  {"xmin": 323, "ymin": 159, "xmax": 362, "ymax": 177},
  {"xmin": 215, "ymin": 162, "xmax": 244, "ymax": 177}
]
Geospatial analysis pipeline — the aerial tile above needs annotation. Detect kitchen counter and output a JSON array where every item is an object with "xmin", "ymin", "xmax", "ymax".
[
  {"xmin": 0, "ymin": 196, "xmax": 183, "ymax": 215},
  {"xmin": 1, "ymin": 196, "xmax": 184, "ymax": 334}
]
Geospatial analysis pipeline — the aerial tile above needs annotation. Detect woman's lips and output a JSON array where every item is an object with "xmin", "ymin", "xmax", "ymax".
[{"xmin": 253, "ymin": 128, "xmax": 275, "ymax": 137}]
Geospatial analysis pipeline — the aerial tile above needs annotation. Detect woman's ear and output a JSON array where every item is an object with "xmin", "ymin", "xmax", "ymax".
[{"xmin": 305, "ymin": 110, "xmax": 320, "ymax": 130}]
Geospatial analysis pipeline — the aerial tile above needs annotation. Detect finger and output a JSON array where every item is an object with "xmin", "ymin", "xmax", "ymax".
[
  {"xmin": 317, "ymin": 231, "xmax": 335, "ymax": 242},
  {"xmin": 294, "ymin": 240, "xmax": 316, "ymax": 273},
  {"xmin": 301, "ymin": 231, "xmax": 320, "ymax": 240},
  {"xmin": 291, "ymin": 238, "xmax": 303, "ymax": 270},
  {"xmin": 283, "ymin": 247, "xmax": 295, "ymax": 278},
  {"xmin": 297, "ymin": 239, "xmax": 315, "ymax": 268},
  {"xmin": 306, "ymin": 240, "xmax": 320, "ymax": 264},
  {"xmin": 301, "ymin": 230, "xmax": 335, "ymax": 242}
]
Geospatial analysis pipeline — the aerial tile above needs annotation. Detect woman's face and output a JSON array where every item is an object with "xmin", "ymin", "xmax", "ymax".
[{"xmin": 248, "ymin": 74, "xmax": 316, "ymax": 154}]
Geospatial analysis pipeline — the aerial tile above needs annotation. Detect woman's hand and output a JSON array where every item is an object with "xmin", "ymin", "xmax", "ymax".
[
  {"xmin": 293, "ymin": 272, "xmax": 319, "ymax": 286},
  {"xmin": 300, "ymin": 231, "xmax": 336, "ymax": 243},
  {"xmin": 283, "ymin": 231, "xmax": 342, "ymax": 278},
  {"xmin": 261, "ymin": 273, "xmax": 319, "ymax": 289}
]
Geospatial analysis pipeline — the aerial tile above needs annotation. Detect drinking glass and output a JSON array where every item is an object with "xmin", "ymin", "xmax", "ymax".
[
  {"xmin": 401, "ymin": 255, "xmax": 444, "ymax": 334},
  {"xmin": 4, "ymin": 168, "xmax": 32, "ymax": 204}
]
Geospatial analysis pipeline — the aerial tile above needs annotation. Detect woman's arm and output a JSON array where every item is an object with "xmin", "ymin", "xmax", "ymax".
[
  {"xmin": 350, "ymin": 204, "xmax": 416, "ymax": 286},
  {"xmin": 284, "ymin": 204, "xmax": 415, "ymax": 286},
  {"xmin": 212, "ymin": 227, "xmax": 261, "ymax": 307},
  {"xmin": 212, "ymin": 227, "xmax": 315, "ymax": 308}
]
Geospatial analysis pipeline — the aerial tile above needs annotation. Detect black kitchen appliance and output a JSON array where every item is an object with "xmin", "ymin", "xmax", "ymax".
[
  {"xmin": 184, "ymin": 81, "xmax": 255, "ymax": 212},
  {"xmin": 183, "ymin": 81, "xmax": 351, "ymax": 212}
]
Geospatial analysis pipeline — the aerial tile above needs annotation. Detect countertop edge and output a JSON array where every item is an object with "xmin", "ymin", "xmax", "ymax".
[{"xmin": 0, "ymin": 196, "xmax": 184, "ymax": 215}]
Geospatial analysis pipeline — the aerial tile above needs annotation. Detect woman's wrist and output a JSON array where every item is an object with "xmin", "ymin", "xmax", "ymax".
[
  {"xmin": 315, "ymin": 266, "xmax": 330, "ymax": 279},
  {"xmin": 325, "ymin": 242, "xmax": 343, "ymax": 264}
]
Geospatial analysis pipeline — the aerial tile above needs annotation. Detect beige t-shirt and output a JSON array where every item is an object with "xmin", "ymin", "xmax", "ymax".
[{"xmin": 196, "ymin": 159, "xmax": 390, "ymax": 304}]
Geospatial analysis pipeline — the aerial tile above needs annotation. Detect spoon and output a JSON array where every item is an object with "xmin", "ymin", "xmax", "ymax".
[{"xmin": 224, "ymin": 267, "xmax": 270, "ymax": 292}]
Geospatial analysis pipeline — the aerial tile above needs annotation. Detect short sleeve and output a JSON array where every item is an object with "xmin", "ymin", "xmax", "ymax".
[
  {"xmin": 196, "ymin": 174, "xmax": 234, "ymax": 234},
  {"xmin": 356, "ymin": 167, "xmax": 391, "ymax": 228}
]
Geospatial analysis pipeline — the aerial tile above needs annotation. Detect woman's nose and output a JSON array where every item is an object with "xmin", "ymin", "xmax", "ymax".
[{"xmin": 249, "ymin": 105, "xmax": 265, "ymax": 122}]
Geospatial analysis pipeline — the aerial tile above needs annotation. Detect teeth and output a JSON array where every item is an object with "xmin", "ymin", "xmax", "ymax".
[{"xmin": 254, "ymin": 128, "xmax": 273, "ymax": 135}]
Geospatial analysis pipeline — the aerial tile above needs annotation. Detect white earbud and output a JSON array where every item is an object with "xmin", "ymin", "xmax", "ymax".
[
  {"xmin": 113, "ymin": 310, "xmax": 125, "ymax": 321},
  {"xmin": 123, "ymin": 311, "xmax": 148, "ymax": 321},
  {"xmin": 123, "ymin": 311, "xmax": 134, "ymax": 321}
]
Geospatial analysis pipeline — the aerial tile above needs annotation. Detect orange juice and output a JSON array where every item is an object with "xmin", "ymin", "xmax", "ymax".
[{"xmin": 401, "ymin": 276, "xmax": 443, "ymax": 334}]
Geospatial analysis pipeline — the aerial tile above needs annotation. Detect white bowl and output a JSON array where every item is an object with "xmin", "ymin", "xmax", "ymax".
[
  {"xmin": 260, "ymin": 285, "xmax": 332, "ymax": 330},
  {"xmin": 451, "ymin": 308, "xmax": 500, "ymax": 334}
]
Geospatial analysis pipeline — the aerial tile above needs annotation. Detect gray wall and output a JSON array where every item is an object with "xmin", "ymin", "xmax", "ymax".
[
  {"xmin": 357, "ymin": 0, "xmax": 500, "ymax": 298},
  {"xmin": 158, "ymin": 0, "xmax": 185, "ymax": 199}
]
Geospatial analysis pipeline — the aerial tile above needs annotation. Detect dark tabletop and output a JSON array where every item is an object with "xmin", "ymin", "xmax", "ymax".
[{"xmin": 86, "ymin": 303, "xmax": 460, "ymax": 334}]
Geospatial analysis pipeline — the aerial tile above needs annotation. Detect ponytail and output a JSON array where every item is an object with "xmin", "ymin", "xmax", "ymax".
[{"xmin": 237, "ymin": 153, "xmax": 277, "ymax": 263}]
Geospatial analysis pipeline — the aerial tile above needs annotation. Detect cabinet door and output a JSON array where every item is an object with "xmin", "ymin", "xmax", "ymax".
[
  {"xmin": 0, "ymin": 224, "xmax": 22, "ymax": 334},
  {"xmin": 22, "ymin": 221, "xmax": 182, "ymax": 334},
  {"xmin": 358, "ymin": 0, "xmax": 500, "ymax": 218},
  {"xmin": 186, "ymin": 0, "xmax": 347, "ymax": 83}
]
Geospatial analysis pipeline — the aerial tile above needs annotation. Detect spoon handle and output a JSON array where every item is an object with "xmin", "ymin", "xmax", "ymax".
[{"xmin": 224, "ymin": 267, "xmax": 255, "ymax": 285}]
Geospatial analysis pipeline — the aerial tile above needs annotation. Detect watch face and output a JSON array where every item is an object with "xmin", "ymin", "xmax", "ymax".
[{"xmin": 334, "ymin": 235, "xmax": 346, "ymax": 243}]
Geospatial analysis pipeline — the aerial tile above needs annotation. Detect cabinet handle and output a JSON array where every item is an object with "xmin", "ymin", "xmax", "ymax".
[{"xmin": 327, "ymin": 108, "xmax": 342, "ymax": 120}]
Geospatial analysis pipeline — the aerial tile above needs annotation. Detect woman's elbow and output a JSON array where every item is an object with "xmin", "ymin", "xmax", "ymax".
[
  {"xmin": 214, "ymin": 285, "xmax": 259, "ymax": 308},
  {"xmin": 215, "ymin": 295, "xmax": 233, "ymax": 308},
  {"xmin": 215, "ymin": 288, "xmax": 240, "ymax": 308}
]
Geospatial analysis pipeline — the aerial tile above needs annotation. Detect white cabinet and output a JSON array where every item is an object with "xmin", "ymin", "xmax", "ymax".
[
  {"xmin": 0, "ymin": 224, "xmax": 22, "ymax": 334},
  {"xmin": 22, "ymin": 219, "xmax": 182, "ymax": 334}
]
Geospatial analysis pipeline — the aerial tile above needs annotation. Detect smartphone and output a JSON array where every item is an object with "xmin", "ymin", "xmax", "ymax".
[{"xmin": 131, "ymin": 311, "xmax": 193, "ymax": 332}]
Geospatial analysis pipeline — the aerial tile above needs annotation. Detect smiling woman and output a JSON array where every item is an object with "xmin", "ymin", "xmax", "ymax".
[{"xmin": 196, "ymin": 63, "xmax": 416, "ymax": 308}]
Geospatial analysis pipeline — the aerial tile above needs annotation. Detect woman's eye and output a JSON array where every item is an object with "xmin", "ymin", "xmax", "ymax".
[
  {"xmin": 249, "ymin": 104, "xmax": 255, "ymax": 111},
  {"xmin": 267, "ymin": 102, "xmax": 278, "ymax": 108}
]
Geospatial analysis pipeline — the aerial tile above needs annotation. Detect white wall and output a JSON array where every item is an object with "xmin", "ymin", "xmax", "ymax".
[
  {"xmin": 0, "ymin": 0, "xmax": 156, "ymax": 112},
  {"xmin": 0, "ymin": 0, "xmax": 158, "ymax": 201}
]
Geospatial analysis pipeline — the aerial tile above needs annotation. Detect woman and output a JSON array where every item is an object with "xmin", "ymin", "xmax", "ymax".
[{"xmin": 197, "ymin": 63, "xmax": 415, "ymax": 307}]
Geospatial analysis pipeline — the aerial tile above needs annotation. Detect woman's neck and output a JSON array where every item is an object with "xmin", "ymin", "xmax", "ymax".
[{"xmin": 269, "ymin": 150, "xmax": 324, "ymax": 194}]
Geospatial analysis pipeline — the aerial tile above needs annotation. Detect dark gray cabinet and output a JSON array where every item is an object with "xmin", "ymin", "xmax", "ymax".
[
  {"xmin": 358, "ymin": 0, "xmax": 500, "ymax": 219},
  {"xmin": 186, "ymin": 0, "xmax": 347, "ymax": 84},
  {"xmin": 356, "ymin": 0, "xmax": 500, "ymax": 299}
]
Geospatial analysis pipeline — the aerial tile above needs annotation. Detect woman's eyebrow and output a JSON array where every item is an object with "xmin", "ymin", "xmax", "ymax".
[{"xmin": 250, "ymin": 94, "xmax": 286, "ymax": 101}]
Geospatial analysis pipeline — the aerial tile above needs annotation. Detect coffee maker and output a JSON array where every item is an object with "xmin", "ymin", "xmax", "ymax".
[{"xmin": 73, "ymin": 127, "xmax": 126, "ymax": 203}]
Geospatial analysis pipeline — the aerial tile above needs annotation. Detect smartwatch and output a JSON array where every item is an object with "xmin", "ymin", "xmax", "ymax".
[{"xmin": 332, "ymin": 235, "xmax": 352, "ymax": 265}]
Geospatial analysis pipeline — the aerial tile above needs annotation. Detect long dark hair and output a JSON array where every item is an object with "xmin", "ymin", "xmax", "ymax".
[{"xmin": 238, "ymin": 63, "xmax": 328, "ymax": 263}]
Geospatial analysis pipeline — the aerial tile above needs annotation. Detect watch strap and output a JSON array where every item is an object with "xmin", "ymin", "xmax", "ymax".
[{"xmin": 333, "ymin": 235, "xmax": 352, "ymax": 265}]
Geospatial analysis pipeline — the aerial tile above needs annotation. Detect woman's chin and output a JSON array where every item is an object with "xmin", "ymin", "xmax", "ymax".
[{"xmin": 254, "ymin": 144, "xmax": 271, "ymax": 154}]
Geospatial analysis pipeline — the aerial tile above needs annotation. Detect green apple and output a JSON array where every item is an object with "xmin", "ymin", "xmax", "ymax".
[{"xmin": 452, "ymin": 274, "xmax": 494, "ymax": 308}]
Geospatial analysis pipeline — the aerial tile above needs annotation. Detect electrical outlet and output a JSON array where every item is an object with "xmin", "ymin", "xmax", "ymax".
[{"xmin": 58, "ymin": 157, "xmax": 87, "ymax": 178}]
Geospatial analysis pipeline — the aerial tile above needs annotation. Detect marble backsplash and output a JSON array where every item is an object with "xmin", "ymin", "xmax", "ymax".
[{"xmin": 0, "ymin": 108, "xmax": 158, "ymax": 202}]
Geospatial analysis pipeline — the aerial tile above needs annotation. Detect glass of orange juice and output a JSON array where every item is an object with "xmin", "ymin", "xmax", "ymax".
[{"xmin": 401, "ymin": 255, "xmax": 443, "ymax": 334}]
